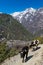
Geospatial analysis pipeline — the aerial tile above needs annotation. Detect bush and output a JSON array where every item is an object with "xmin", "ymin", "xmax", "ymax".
[
  {"xmin": 34, "ymin": 37, "xmax": 43, "ymax": 44},
  {"xmin": 0, "ymin": 43, "xmax": 19, "ymax": 63}
]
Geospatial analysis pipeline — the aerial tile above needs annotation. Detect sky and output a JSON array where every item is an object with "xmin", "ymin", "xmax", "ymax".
[{"xmin": 0, "ymin": 0, "xmax": 43, "ymax": 14}]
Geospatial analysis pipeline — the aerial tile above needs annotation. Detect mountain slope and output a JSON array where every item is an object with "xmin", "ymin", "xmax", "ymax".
[
  {"xmin": 0, "ymin": 13, "xmax": 33, "ymax": 40},
  {"xmin": 1, "ymin": 44, "xmax": 43, "ymax": 65},
  {"xmin": 11, "ymin": 8, "xmax": 43, "ymax": 36}
]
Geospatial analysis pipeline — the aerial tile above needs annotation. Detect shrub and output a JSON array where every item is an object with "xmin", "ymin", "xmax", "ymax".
[
  {"xmin": 34, "ymin": 37, "xmax": 43, "ymax": 44},
  {"xmin": 0, "ymin": 43, "xmax": 19, "ymax": 63}
]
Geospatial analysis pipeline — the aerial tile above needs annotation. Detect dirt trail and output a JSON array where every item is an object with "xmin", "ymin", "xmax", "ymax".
[{"xmin": 1, "ymin": 44, "xmax": 43, "ymax": 65}]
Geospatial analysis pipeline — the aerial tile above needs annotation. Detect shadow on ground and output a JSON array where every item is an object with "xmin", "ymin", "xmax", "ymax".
[
  {"xmin": 32, "ymin": 47, "xmax": 41, "ymax": 51},
  {"xmin": 25, "ymin": 55, "xmax": 33, "ymax": 62}
]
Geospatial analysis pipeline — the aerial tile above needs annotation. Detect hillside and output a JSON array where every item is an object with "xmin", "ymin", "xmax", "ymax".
[{"xmin": 0, "ymin": 13, "xmax": 33, "ymax": 40}]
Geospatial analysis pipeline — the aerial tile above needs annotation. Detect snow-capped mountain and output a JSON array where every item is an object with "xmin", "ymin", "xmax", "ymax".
[
  {"xmin": 11, "ymin": 7, "xmax": 43, "ymax": 36},
  {"xmin": 11, "ymin": 8, "xmax": 36, "ymax": 23}
]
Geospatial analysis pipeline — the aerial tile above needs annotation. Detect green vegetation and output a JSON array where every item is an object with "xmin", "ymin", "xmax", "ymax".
[
  {"xmin": 34, "ymin": 36, "xmax": 43, "ymax": 44},
  {"xmin": 0, "ymin": 13, "xmax": 33, "ymax": 40},
  {"xmin": 0, "ymin": 42, "xmax": 18, "ymax": 63}
]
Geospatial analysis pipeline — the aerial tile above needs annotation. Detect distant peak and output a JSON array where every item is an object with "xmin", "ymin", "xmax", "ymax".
[
  {"xmin": 38, "ymin": 8, "xmax": 43, "ymax": 11},
  {"xmin": 11, "ymin": 7, "xmax": 36, "ymax": 17},
  {"xmin": 11, "ymin": 12, "xmax": 20, "ymax": 17},
  {"xmin": 25, "ymin": 7, "xmax": 36, "ymax": 11},
  {"xmin": 29, "ymin": 7, "xmax": 36, "ymax": 12}
]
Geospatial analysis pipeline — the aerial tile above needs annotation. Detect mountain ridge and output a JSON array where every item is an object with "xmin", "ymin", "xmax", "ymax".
[
  {"xmin": 11, "ymin": 7, "xmax": 43, "ymax": 36},
  {"xmin": 0, "ymin": 13, "xmax": 33, "ymax": 40}
]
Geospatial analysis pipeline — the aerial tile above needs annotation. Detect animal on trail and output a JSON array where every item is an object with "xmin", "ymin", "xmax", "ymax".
[
  {"xmin": 30, "ymin": 40, "xmax": 39, "ymax": 50},
  {"xmin": 20, "ymin": 45, "xmax": 29, "ymax": 62}
]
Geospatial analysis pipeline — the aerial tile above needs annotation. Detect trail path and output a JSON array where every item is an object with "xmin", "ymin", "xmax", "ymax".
[{"xmin": 1, "ymin": 44, "xmax": 43, "ymax": 65}]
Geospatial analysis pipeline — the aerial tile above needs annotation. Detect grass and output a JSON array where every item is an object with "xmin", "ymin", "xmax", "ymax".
[
  {"xmin": 0, "ymin": 42, "xmax": 19, "ymax": 63},
  {"xmin": 34, "ymin": 36, "xmax": 43, "ymax": 44}
]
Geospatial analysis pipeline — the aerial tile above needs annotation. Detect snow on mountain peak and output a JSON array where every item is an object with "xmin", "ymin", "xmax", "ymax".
[
  {"xmin": 11, "ymin": 12, "xmax": 20, "ymax": 17},
  {"xmin": 11, "ymin": 8, "xmax": 36, "ymax": 23},
  {"xmin": 38, "ymin": 8, "xmax": 43, "ymax": 14},
  {"xmin": 10, "ymin": 7, "xmax": 43, "ymax": 34},
  {"xmin": 11, "ymin": 8, "xmax": 36, "ymax": 17},
  {"xmin": 29, "ymin": 8, "xmax": 36, "ymax": 12},
  {"xmin": 25, "ymin": 7, "xmax": 36, "ymax": 13}
]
